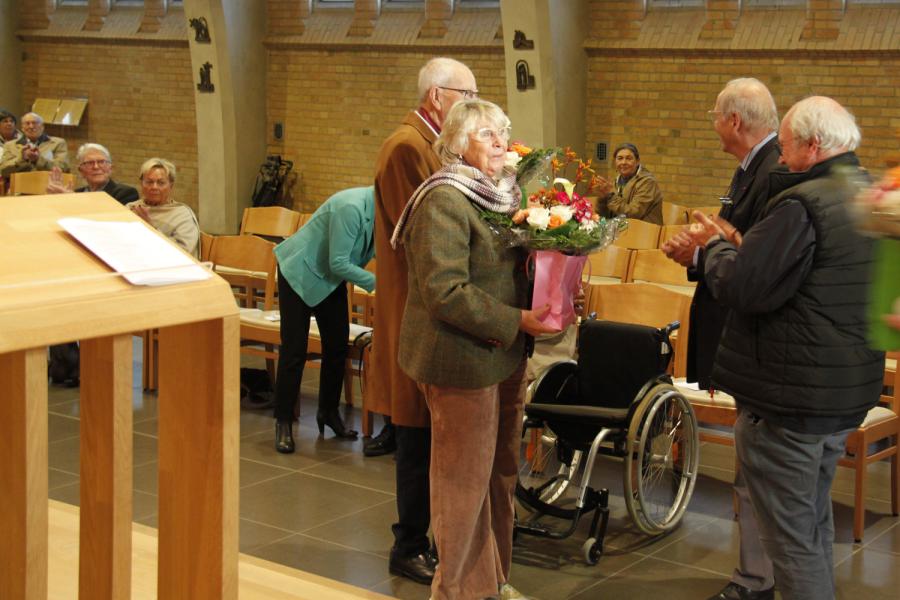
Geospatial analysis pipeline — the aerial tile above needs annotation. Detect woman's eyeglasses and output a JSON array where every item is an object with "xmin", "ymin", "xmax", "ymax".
[{"xmin": 472, "ymin": 127, "xmax": 511, "ymax": 143}]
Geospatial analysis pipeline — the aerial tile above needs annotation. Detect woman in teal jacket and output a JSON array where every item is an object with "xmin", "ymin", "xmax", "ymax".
[{"xmin": 273, "ymin": 186, "xmax": 376, "ymax": 453}]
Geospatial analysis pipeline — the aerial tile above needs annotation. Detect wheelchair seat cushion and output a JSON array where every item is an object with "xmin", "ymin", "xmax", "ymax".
[{"xmin": 577, "ymin": 320, "xmax": 670, "ymax": 409}]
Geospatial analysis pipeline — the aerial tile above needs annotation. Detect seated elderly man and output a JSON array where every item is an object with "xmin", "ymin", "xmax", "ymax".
[
  {"xmin": 0, "ymin": 113, "xmax": 69, "ymax": 177},
  {"xmin": 47, "ymin": 143, "xmax": 139, "ymax": 205},
  {"xmin": 0, "ymin": 111, "xmax": 69, "ymax": 176}
]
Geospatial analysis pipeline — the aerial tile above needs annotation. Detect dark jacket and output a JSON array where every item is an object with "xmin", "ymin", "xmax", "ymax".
[
  {"xmin": 707, "ymin": 152, "xmax": 884, "ymax": 433},
  {"xmin": 77, "ymin": 178, "xmax": 140, "ymax": 205},
  {"xmin": 687, "ymin": 136, "xmax": 783, "ymax": 388}
]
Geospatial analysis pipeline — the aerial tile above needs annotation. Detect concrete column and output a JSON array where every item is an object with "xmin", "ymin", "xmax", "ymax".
[
  {"xmin": 0, "ymin": 0, "xmax": 23, "ymax": 114},
  {"xmin": 185, "ymin": 0, "xmax": 267, "ymax": 233},
  {"xmin": 499, "ymin": 0, "xmax": 587, "ymax": 153}
]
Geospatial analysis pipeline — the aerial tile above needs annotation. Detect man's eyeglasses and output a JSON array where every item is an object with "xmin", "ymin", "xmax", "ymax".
[
  {"xmin": 439, "ymin": 86, "xmax": 479, "ymax": 99},
  {"xmin": 80, "ymin": 159, "xmax": 110, "ymax": 169},
  {"xmin": 472, "ymin": 127, "xmax": 511, "ymax": 144},
  {"xmin": 707, "ymin": 109, "xmax": 724, "ymax": 123}
]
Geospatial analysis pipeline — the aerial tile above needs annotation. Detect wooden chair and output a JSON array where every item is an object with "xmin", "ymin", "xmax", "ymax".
[
  {"xmin": 586, "ymin": 282, "xmax": 691, "ymax": 377},
  {"xmin": 676, "ymin": 351, "xmax": 899, "ymax": 543},
  {"xmin": 613, "ymin": 218, "xmax": 661, "ymax": 250},
  {"xmin": 199, "ymin": 231, "xmax": 215, "ymax": 262},
  {"xmin": 585, "ymin": 245, "xmax": 632, "ymax": 282},
  {"xmin": 838, "ymin": 351, "xmax": 899, "ymax": 542},
  {"xmin": 627, "ymin": 248, "xmax": 696, "ymax": 293},
  {"xmin": 239, "ymin": 206, "xmax": 302, "ymax": 238},
  {"xmin": 9, "ymin": 170, "xmax": 75, "ymax": 195},
  {"xmin": 662, "ymin": 201, "xmax": 690, "ymax": 225}
]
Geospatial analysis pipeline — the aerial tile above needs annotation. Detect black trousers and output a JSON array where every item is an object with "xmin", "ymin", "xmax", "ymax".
[
  {"xmin": 273, "ymin": 272, "xmax": 349, "ymax": 422},
  {"xmin": 392, "ymin": 424, "xmax": 432, "ymax": 557}
]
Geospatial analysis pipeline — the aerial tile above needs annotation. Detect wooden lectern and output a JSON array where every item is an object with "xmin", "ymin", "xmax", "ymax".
[{"xmin": 0, "ymin": 193, "xmax": 239, "ymax": 599}]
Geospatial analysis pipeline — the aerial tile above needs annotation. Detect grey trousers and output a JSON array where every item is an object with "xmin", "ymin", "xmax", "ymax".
[
  {"xmin": 732, "ymin": 452, "xmax": 775, "ymax": 591},
  {"xmin": 734, "ymin": 409, "xmax": 851, "ymax": 600}
]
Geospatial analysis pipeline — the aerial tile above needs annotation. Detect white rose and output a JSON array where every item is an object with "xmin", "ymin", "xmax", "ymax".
[
  {"xmin": 505, "ymin": 151, "xmax": 522, "ymax": 170},
  {"xmin": 526, "ymin": 207, "xmax": 551, "ymax": 230},
  {"xmin": 578, "ymin": 219, "xmax": 598, "ymax": 232},
  {"xmin": 549, "ymin": 204, "xmax": 574, "ymax": 224}
]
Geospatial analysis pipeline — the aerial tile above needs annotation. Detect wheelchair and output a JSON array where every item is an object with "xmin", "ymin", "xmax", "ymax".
[{"xmin": 515, "ymin": 317, "xmax": 700, "ymax": 565}]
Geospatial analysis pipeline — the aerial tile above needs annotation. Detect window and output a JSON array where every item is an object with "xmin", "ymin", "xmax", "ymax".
[
  {"xmin": 648, "ymin": 0, "xmax": 704, "ymax": 7},
  {"xmin": 744, "ymin": 0, "xmax": 804, "ymax": 6}
]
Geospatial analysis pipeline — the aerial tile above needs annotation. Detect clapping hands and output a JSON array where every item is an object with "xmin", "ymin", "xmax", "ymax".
[{"xmin": 661, "ymin": 211, "xmax": 742, "ymax": 267}]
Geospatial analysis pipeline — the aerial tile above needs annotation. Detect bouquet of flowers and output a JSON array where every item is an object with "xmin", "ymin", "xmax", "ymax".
[
  {"xmin": 852, "ymin": 165, "xmax": 900, "ymax": 239},
  {"xmin": 485, "ymin": 145, "xmax": 626, "ymax": 255},
  {"xmin": 852, "ymin": 166, "xmax": 900, "ymax": 350},
  {"xmin": 485, "ymin": 145, "xmax": 627, "ymax": 329}
]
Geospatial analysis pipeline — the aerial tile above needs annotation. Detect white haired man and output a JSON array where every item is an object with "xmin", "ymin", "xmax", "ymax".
[
  {"xmin": 663, "ymin": 78, "xmax": 784, "ymax": 600},
  {"xmin": 688, "ymin": 96, "xmax": 884, "ymax": 600},
  {"xmin": 47, "ymin": 143, "xmax": 139, "ymax": 205},
  {"xmin": 0, "ymin": 111, "xmax": 69, "ymax": 175},
  {"xmin": 366, "ymin": 57, "xmax": 477, "ymax": 585}
]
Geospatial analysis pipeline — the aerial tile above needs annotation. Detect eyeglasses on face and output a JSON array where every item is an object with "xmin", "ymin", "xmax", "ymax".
[
  {"xmin": 472, "ymin": 127, "xmax": 511, "ymax": 144},
  {"xmin": 439, "ymin": 86, "xmax": 479, "ymax": 99},
  {"xmin": 142, "ymin": 178, "xmax": 170, "ymax": 188},
  {"xmin": 80, "ymin": 159, "xmax": 110, "ymax": 169},
  {"xmin": 707, "ymin": 109, "xmax": 725, "ymax": 123}
]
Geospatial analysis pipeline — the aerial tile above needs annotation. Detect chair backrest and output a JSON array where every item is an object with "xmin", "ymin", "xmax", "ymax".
[
  {"xmin": 628, "ymin": 248, "xmax": 695, "ymax": 288},
  {"xmin": 209, "ymin": 234, "xmax": 277, "ymax": 310},
  {"xmin": 585, "ymin": 245, "xmax": 632, "ymax": 281},
  {"xmin": 659, "ymin": 224, "xmax": 690, "ymax": 247},
  {"xmin": 587, "ymin": 282, "xmax": 692, "ymax": 376},
  {"xmin": 240, "ymin": 206, "xmax": 302, "ymax": 238},
  {"xmin": 297, "ymin": 212, "xmax": 315, "ymax": 229},
  {"xmin": 199, "ymin": 231, "xmax": 215, "ymax": 262},
  {"xmin": 10, "ymin": 171, "xmax": 75, "ymax": 195},
  {"xmin": 662, "ymin": 201, "xmax": 690, "ymax": 225},
  {"xmin": 613, "ymin": 218, "xmax": 661, "ymax": 249}
]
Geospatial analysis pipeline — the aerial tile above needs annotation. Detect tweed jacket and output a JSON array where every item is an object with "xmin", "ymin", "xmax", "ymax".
[
  {"xmin": 0, "ymin": 134, "xmax": 70, "ymax": 176},
  {"xmin": 370, "ymin": 110, "xmax": 443, "ymax": 426},
  {"xmin": 398, "ymin": 185, "xmax": 528, "ymax": 389},
  {"xmin": 274, "ymin": 186, "xmax": 375, "ymax": 306}
]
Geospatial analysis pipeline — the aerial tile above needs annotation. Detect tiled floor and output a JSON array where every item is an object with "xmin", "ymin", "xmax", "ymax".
[{"xmin": 46, "ymin": 341, "xmax": 899, "ymax": 599}]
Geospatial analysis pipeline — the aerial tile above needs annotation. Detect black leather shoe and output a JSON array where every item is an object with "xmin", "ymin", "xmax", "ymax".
[
  {"xmin": 389, "ymin": 551, "xmax": 436, "ymax": 585},
  {"xmin": 706, "ymin": 582, "xmax": 774, "ymax": 600},
  {"xmin": 275, "ymin": 420, "xmax": 295, "ymax": 454},
  {"xmin": 363, "ymin": 423, "xmax": 397, "ymax": 457}
]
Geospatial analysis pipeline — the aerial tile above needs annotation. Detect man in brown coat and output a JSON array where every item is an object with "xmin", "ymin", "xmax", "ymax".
[{"xmin": 367, "ymin": 57, "xmax": 478, "ymax": 584}]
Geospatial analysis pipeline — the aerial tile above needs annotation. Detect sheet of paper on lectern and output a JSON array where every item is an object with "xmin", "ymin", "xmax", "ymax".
[{"xmin": 59, "ymin": 217, "xmax": 211, "ymax": 286}]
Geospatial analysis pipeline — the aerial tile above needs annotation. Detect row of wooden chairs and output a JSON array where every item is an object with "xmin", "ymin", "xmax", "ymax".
[
  {"xmin": 661, "ymin": 201, "xmax": 721, "ymax": 226},
  {"xmin": 585, "ymin": 245, "xmax": 695, "ymax": 290}
]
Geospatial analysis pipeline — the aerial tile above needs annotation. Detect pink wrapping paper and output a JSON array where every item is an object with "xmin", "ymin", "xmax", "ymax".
[{"xmin": 531, "ymin": 250, "xmax": 588, "ymax": 330}]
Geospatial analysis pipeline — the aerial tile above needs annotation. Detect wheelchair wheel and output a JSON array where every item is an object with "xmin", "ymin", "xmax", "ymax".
[
  {"xmin": 517, "ymin": 428, "xmax": 582, "ymax": 518},
  {"xmin": 623, "ymin": 383, "xmax": 699, "ymax": 535}
]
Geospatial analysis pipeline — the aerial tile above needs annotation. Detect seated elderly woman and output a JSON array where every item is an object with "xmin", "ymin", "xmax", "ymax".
[
  {"xmin": 46, "ymin": 143, "xmax": 139, "ymax": 205},
  {"xmin": 393, "ymin": 99, "xmax": 556, "ymax": 600},
  {"xmin": 595, "ymin": 142, "xmax": 663, "ymax": 224},
  {"xmin": 127, "ymin": 158, "xmax": 199, "ymax": 257},
  {"xmin": 272, "ymin": 186, "xmax": 376, "ymax": 452}
]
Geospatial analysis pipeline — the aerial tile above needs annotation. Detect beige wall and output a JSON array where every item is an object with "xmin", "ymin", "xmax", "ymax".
[{"xmin": 0, "ymin": 0, "xmax": 23, "ymax": 114}]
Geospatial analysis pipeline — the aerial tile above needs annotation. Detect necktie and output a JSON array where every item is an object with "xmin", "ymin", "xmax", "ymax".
[{"xmin": 722, "ymin": 166, "xmax": 744, "ymax": 206}]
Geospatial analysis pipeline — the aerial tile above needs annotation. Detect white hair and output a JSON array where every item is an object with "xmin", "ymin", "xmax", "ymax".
[
  {"xmin": 784, "ymin": 96, "xmax": 861, "ymax": 153},
  {"xmin": 76, "ymin": 143, "xmax": 112, "ymax": 163},
  {"xmin": 718, "ymin": 78, "xmax": 779, "ymax": 133},
  {"xmin": 22, "ymin": 111, "xmax": 43, "ymax": 125},
  {"xmin": 433, "ymin": 99, "xmax": 510, "ymax": 166},
  {"xmin": 417, "ymin": 57, "xmax": 472, "ymax": 103}
]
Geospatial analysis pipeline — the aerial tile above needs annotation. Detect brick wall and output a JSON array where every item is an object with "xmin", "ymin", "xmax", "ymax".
[
  {"xmin": 19, "ymin": 38, "xmax": 198, "ymax": 212},
  {"xmin": 267, "ymin": 48, "xmax": 507, "ymax": 210},
  {"xmin": 586, "ymin": 2, "xmax": 900, "ymax": 207}
]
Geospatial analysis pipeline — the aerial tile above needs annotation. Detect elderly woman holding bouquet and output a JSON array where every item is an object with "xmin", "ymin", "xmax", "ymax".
[{"xmin": 392, "ymin": 99, "xmax": 556, "ymax": 600}]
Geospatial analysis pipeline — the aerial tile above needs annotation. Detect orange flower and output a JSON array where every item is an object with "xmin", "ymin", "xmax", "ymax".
[
  {"xmin": 510, "ymin": 142, "xmax": 533, "ymax": 157},
  {"xmin": 548, "ymin": 214, "xmax": 564, "ymax": 229},
  {"xmin": 512, "ymin": 209, "xmax": 529, "ymax": 224},
  {"xmin": 885, "ymin": 166, "xmax": 900, "ymax": 189}
]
